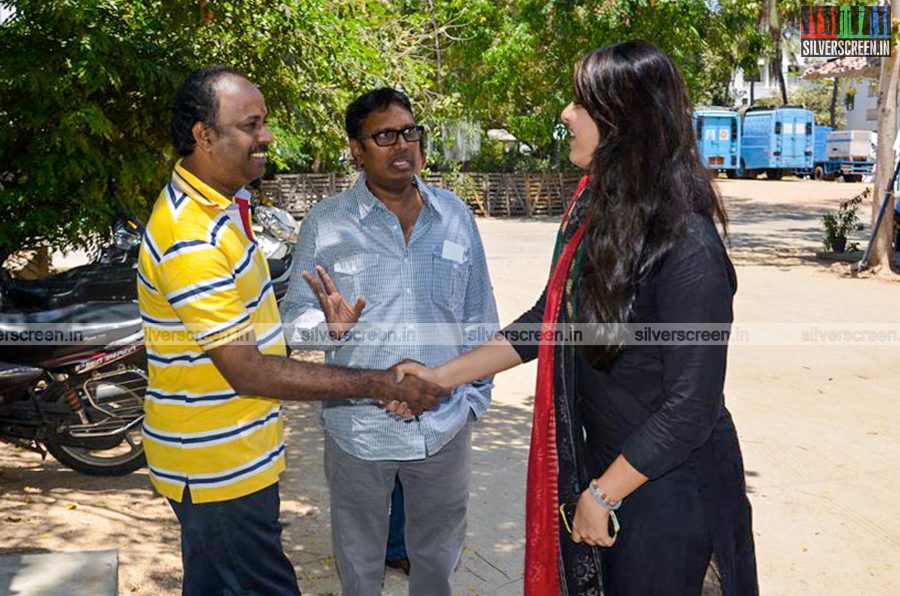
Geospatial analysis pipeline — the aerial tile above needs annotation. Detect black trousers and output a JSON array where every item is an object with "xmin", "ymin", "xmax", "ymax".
[
  {"xmin": 168, "ymin": 483, "xmax": 301, "ymax": 596},
  {"xmin": 600, "ymin": 464, "xmax": 712, "ymax": 596}
]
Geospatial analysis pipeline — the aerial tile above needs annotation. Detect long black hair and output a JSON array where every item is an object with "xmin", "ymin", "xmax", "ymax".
[{"xmin": 574, "ymin": 41, "xmax": 728, "ymax": 368}]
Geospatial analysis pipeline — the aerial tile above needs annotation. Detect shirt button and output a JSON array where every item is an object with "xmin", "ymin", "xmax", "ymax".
[
  {"xmin": 406, "ymin": 288, "xmax": 411, "ymax": 293},
  {"xmin": 403, "ymin": 257, "xmax": 409, "ymax": 263}
]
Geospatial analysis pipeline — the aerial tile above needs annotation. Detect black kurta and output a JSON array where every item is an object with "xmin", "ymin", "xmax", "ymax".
[{"xmin": 507, "ymin": 213, "xmax": 758, "ymax": 595}]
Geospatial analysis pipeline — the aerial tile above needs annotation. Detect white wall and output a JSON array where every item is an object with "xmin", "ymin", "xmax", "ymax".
[{"xmin": 843, "ymin": 78, "xmax": 879, "ymax": 132}]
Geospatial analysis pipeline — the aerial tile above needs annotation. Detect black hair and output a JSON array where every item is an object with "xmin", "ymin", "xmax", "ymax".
[
  {"xmin": 344, "ymin": 88, "xmax": 414, "ymax": 139},
  {"xmin": 170, "ymin": 65, "xmax": 244, "ymax": 157},
  {"xmin": 574, "ymin": 41, "xmax": 728, "ymax": 368}
]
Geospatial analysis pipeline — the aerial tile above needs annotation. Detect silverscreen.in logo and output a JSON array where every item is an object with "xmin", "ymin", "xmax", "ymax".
[{"xmin": 800, "ymin": 5, "xmax": 891, "ymax": 57}]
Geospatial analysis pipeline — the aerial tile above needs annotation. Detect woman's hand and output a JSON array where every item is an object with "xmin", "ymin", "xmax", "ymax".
[
  {"xmin": 571, "ymin": 487, "xmax": 617, "ymax": 548},
  {"xmin": 393, "ymin": 358, "xmax": 448, "ymax": 388}
]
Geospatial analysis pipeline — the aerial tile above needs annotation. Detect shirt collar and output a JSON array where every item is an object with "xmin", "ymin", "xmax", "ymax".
[
  {"xmin": 171, "ymin": 159, "xmax": 246, "ymax": 210},
  {"xmin": 353, "ymin": 173, "xmax": 444, "ymax": 221}
]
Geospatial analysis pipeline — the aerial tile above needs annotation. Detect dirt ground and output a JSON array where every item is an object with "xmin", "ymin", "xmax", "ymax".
[{"xmin": 1, "ymin": 178, "xmax": 899, "ymax": 595}]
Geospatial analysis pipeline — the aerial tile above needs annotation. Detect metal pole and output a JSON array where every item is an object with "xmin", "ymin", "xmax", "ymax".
[{"xmin": 858, "ymin": 152, "xmax": 900, "ymax": 270}]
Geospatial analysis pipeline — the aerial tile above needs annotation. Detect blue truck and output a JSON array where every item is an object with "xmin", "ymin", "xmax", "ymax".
[
  {"xmin": 735, "ymin": 106, "xmax": 815, "ymax": 179},
  {"xmin": 795, "ymin": 126, "xmax": 874, "ymax": 182},
  {"xmin": 693, "ymin": 108, "xmax": 741, "ymax": 172}
]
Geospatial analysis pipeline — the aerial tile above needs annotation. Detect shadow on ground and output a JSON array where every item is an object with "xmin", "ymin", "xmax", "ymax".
[{"xmin": 722, "ymin": 193, "xmax": 872, "ymax": 268}]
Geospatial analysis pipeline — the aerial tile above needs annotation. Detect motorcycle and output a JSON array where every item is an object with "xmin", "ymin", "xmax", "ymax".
[
  {"xmin": 253, "ymin": 204, "xmax": 298, "ymax": 302},
  {"xmin": 0, "ymin": 302, "xmax": 147, "ymax": 475},
  {"xmin": 1, "ymin": 205, "xmax": 298, "ymax": 313},
  {"xmin": 0, "ymin": 204, "xmax": 299, "ymax": 475},
  {"xmin": 0, "ymin": 217, "xmax": 143, "ymax": 313}
]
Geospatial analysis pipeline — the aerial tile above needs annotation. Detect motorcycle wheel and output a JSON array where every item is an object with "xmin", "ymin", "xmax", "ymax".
[
  {"xmin": 45, "ymin": 426, "xmax": 146, "ymax": 476},
  {"xmin": 45, "ymin": 361, "xmax": 147, "ymax": 476}
]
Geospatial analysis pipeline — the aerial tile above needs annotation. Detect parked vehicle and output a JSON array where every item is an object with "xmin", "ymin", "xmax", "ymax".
[
  {"xmin": 737, "ymin": 106, "xmax": 815, "ymax": 179},
  {"xmin": 0, "ymin": 203, "xmax": 299, "ymax": 476},
  {"xmin": 0, "ymin": 301, "xmax": 147, "ymax": 475},
  {"xmin": 0, "ymin": 216, "xmax": 143, "ymax": 313},
  {"xmin": 1, "ymin": 206, "xmax": 298, "ymax": 313},
  {"xmin": 693, "ymin": 107, "xmax": 741, "ymax": 173},
  {"xmin": 253, "ymin": 204, "xmax": 298, "ymax": 301},
  {"xmin": 794, "ymin": 127, "xmax": 875, "ymax": 182}
]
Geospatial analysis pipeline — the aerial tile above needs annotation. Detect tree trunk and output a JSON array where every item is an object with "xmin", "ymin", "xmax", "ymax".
[
  {"xmin": 829, "ymin": 77, "xmax": 838, "ymax": 128},
  {"xmin": 425, "ymin": 0, "xmax": 442, "ymax": 93},
  {"xmin": 777, "ymin": 67, "xmax": 789, "ymax": 105},
  {"xmin": 869, "ymin": 43, "xmax": 899, "ymax": 274},
  {"xmin": 773, "ymin": 30, "xmax": 788, "ymax": 104},
  {"xmin": 199, "ymin": 0, "xmax": 214, "ymax": 24}
]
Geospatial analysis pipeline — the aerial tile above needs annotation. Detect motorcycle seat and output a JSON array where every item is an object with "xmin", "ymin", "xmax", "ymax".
[
  {"xmin": 0, "ymin": 301, "xmax": 140, "ymax": 325},
  {"xmin": 0, "ymin": 361, "xmax": 43, "ymax": 390},
  {"xmin": 0, "ymin": 302, "xmax": 143, "ymax": 366}
]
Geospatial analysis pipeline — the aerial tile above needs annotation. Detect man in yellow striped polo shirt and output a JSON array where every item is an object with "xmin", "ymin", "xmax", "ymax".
[{"xmin": 138, "ymin": 66, "xmax": 447, "ymax": 596}]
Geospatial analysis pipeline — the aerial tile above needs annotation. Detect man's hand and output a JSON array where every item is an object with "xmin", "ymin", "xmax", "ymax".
[
  {"xmin": 302, "ymin": 265, "xmax": 365, "ymax": 339},
  {"xmin": 372, "ymin": 365, "xmax": 450, "ymax": 418},
  {"xmin": 392, "ymin": 358, "xmax": 446, "ymax": 387}
]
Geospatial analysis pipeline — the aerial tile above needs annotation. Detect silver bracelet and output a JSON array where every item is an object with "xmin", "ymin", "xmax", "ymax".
[{"xmin": 588, "ymin": 481, "xmax": 622, "ymax": 511}]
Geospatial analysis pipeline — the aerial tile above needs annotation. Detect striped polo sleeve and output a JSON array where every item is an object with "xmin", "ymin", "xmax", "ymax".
[{"xmin": 154, "ymin": 238, "xmax": 253, "ymax": 351}]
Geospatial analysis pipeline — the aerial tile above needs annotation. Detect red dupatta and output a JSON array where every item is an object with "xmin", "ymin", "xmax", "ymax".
[{"xmin": 524, "ymin": 175, "xmax": 591, "ymax": 595}]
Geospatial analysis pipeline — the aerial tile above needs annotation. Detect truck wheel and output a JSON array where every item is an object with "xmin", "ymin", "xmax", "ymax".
[{"xmin": 813, "ymin": 166, "xmax": 825, "ymax": 180}]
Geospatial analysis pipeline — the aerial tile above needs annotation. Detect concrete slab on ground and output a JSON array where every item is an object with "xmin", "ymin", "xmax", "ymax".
[{"xmin": 0, "ymin": 550, "xmax": 117, "ymax": 596}]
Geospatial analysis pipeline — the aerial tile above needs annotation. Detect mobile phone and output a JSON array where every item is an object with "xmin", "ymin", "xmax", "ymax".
[{"xmin": 559, "ymin": 503, "xmax": 620, "ymax": 538}]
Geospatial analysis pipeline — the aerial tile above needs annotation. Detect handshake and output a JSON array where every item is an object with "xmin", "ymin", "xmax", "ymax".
[
  {"xmin": 377, "ymin": 359, "xmax": 447, "ymax": 419},
  {"xmin": 303, "ymin": 265, "xmax": 454, "ymax": 419}
]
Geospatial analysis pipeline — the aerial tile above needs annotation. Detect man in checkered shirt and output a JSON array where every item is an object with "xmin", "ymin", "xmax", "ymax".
[{"xmin": 281, "ymin": 88, "xmax": 499, "ymax": 596}]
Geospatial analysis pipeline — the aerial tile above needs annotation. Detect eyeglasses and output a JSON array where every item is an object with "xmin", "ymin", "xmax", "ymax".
[{"xmin": 357, "ymin": 125, "xmax": 425, "ymax": 147}]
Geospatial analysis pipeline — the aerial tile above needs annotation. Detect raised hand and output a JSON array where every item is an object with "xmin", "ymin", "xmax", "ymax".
[{"xmin": 302, "ymin": 265, "xmax": 366, "ymax": 339}]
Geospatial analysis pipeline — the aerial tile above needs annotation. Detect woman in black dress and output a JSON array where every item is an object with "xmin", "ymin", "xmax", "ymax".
[{"xmin": 396, "ymin": 41, "xmax": 758, "ymax": 595}]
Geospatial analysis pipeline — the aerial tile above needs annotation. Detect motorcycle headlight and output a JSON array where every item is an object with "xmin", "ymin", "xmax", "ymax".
[
  {"xmin": 114, "ymin": 227, "xmax": 141, "ymax": 250},
  {"xmin": 256, "ymin": 206, "xmax": 298, "ymax": 243}
]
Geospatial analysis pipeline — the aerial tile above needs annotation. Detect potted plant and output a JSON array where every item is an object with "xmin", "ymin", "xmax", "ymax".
[{"xmin": 823, "ymin": 188, "xmax": 867, "ymax": 253}]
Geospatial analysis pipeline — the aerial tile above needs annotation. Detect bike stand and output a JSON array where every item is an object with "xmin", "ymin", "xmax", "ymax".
[{"xmin": 0, "ymin": 550, "xmax": 117, "ymax": 595}]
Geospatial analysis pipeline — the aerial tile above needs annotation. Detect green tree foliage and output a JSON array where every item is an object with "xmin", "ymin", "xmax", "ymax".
[
  {"xmin": 0, "ymin": 0, "xmax": 432, "ymax": 254},
  {"xmin": 789, "ymin": 80, "xmax": 846, "ymax": 129},
  {"xmin": 1, "ymin": 0, "xmax": 766, "ymax": 254},
  {"xmin": 418, "ymin": 0, "xmax": 767, "ymax": 163}
]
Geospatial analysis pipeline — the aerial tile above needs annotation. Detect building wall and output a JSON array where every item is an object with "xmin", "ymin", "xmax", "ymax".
[{"xmin": 843, "ymin": 78, "xmax": 879, "ymax": 132}]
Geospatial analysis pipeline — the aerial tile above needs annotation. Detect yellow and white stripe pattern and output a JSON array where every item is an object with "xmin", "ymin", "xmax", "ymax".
[{"xmin": 137, "ymin": 160, "xmax": 286, "ymax": 504}]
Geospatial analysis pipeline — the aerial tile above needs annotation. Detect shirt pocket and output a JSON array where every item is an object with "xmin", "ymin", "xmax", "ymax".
[
  {"xmin": 430, "ymin": 245, "xmax": 469, "ymax": 314},
  {"xmin": 331, "ymin": 253, "xmax": 382, "ymax": 305}
]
